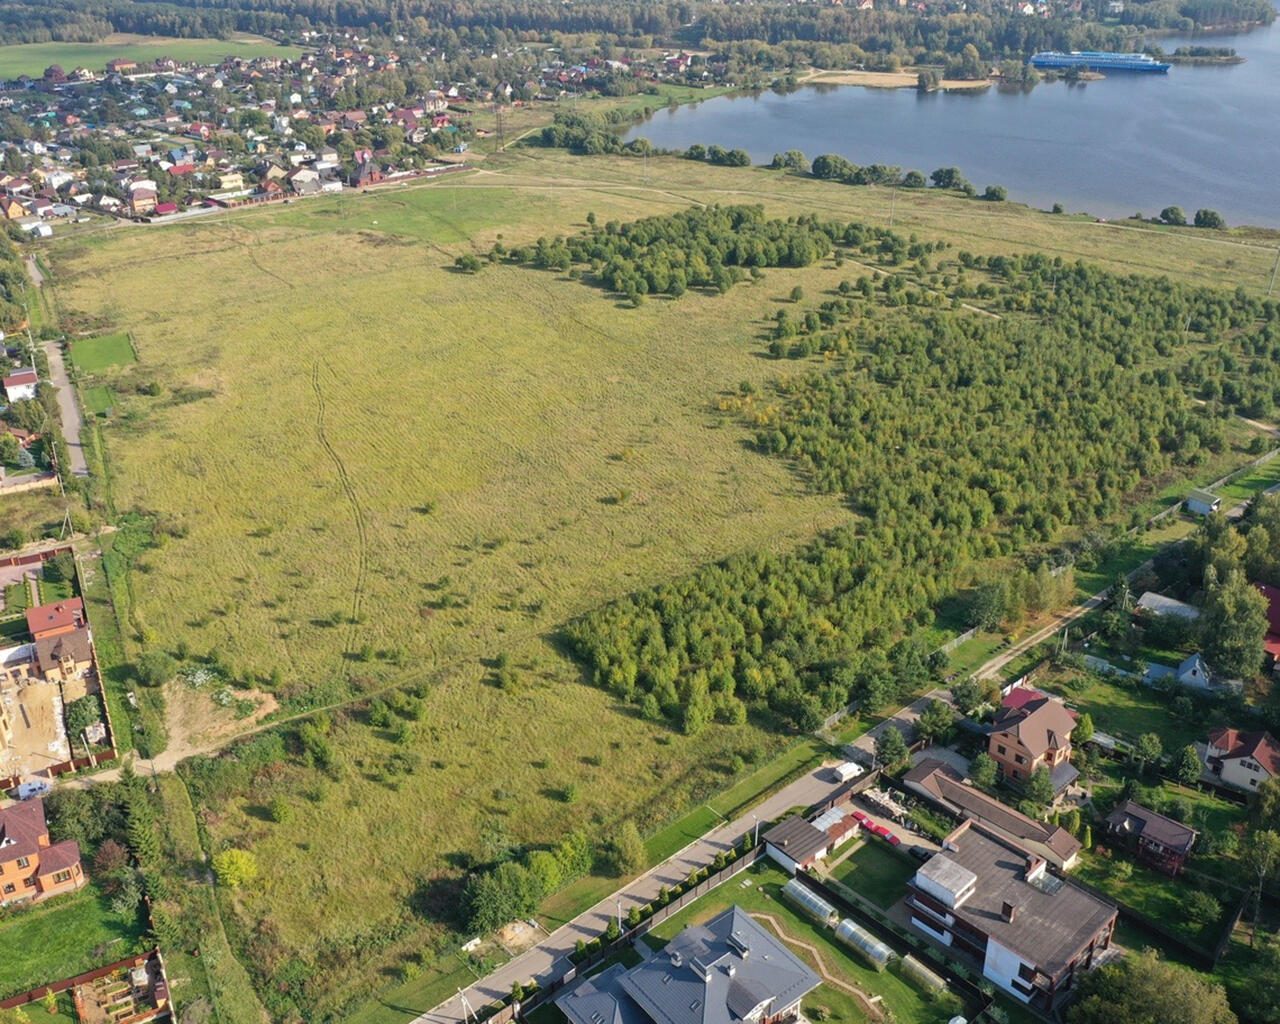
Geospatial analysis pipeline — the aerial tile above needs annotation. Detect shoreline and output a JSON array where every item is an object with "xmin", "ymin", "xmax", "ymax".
[{"xmin": 806, "ymin": 69, "xmax": 991, "ymax": 91}]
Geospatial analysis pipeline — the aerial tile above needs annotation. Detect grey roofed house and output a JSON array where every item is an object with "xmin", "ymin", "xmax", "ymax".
[
  {"xmin": 916, "ymin": 823, "xmax": 1116, "ymax": 980},
  {"xmin": 558, "ymin": 908, "xmax": 820, "ymax": 1024},
  {"xmin": 1134, "ymin": 592, "xmax": 1200, "ymax": 621},
  {"xmin": 622, "ymin": 906, "xmax": 820, "ymax": 1024}
]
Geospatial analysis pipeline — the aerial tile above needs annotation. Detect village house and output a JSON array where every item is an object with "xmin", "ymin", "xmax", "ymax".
[
  {"xmin": 904, "ymin": 759, "xmax": 1081, "ymax": 869},
  {"xmin": 1102, "ymin": 800, "xmax": 1197, "ymax": 876},
  {"xmin": 987, "ymin": 694, "xmax": 1078, "ymax": 796},
  {"xmin": 907, "ymin": 820, "xmax": 1116, "ymax": 1011},
  {"xmin": 2, "ymin": 368, "xmax": 38, "ymax": 403},
  {"xmin": 1204, "ymin": 727, "xmax": 1280, "ymax": 790},
  {"xmin": 0, "ymin": 797, "xmax": 85, "ymax": 906}
]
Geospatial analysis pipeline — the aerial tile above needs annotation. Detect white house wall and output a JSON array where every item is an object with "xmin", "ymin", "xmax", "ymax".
[{"xmin": 982, "ymin": 938, "xmax": 1034, "ymax": 1003}]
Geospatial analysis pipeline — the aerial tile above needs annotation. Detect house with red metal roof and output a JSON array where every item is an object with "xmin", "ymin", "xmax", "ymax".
[
  {"xmin": 1252, "ymin": 582, "xmax": 1280, "ymax": 668},
  {"xmin": 1205, "ymin": 727, "xmax": 1280, "ymax": 791},
  {"xmin": 26, "ymin": 597, "xmax": 85, "ymax": 641},
  {"xmin": 0, "ymin": 797, "xmax": 85, "ymax": 906},
  {"xmin": 2, "ymin": 368, "xmax": 37, "ymax": 404}
]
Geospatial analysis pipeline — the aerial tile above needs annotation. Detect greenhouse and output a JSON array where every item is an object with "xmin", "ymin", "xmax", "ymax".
[
  {"xmin": 781, "ymin": 878, "xmax": 838, "ymax": 927},
  {"xmin": 833, "ymin": 917, "xmax": 894, "ymax": 971},
  {"xmin": 900, "ymin": 954, "xmax": 948, "ymax": 994}
]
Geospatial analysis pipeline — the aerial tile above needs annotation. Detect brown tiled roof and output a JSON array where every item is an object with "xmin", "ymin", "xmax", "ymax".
[
  {"xmin": 992, "ymin": 697, "xmax": 1076, "ymax": 758},
  {"xmin": 0, "ymin": 799, "xmax": 48, "ymax": 862},
  {"xmin": 34, "ymin": 839, "xmax": 80, "ymax": 877},
  {"xmin": 1103, "ymin": 800, "xmax": 1196, "ymax": 855},
  {"xmin": 763, "ymin": 816, "xmax": 829, "ymax": 865},
  {"xmin": 34, "ymin": 627, "xmax": 93, "ymax": 676},
  {"xmin": 905, "ymin": 761, "xmax": 1081, "ymax": 863}
]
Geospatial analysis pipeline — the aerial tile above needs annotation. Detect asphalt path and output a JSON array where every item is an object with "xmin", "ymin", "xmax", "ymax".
[{"xmin": 414, "ymin": 761, "xmax": 845, "ymax": 1024}]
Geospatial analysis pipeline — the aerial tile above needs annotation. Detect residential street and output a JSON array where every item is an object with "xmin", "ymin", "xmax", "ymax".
[{"xmin": 414, "ymin": 762, "xmax": 846, "ymax": 1024}]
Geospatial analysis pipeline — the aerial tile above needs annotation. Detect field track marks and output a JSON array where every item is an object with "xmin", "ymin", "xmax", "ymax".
[{"xmin": 310, "ymin": 359, "xmax": 369, "ymax": 660}]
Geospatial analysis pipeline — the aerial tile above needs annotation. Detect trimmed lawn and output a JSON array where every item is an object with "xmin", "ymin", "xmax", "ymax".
[
  {"xmin": 82, "ymin": 385, "xmax": 116, "ymax": 417},
  {"xmin": 0, "ymin": 885, "xmax": 149, "ymax": 998},
  {"xmin": 1073, "ymin": 517, "xmax": 1197, "ymax": 599},
  {"xmin": 70, "ymin": 332, "xmax": 135, "ymax": 373},
  {"xmin": 343, "ymin": 955, "xmax": 480, "ymax": 1024},
  {"xmin": 944, "ymin": 630, "xmax": 1006, "ymax": 678},
  {"xmin": 830, "ymin": 842, "xmax": 918, "ymax": 911},
  {"xmin": 646, "ymin": 862, "xmax": 968, "ymax": 1024},
  {"xmin": 707, "ymin": 738, "xmax": 830, "ymax": 818}
]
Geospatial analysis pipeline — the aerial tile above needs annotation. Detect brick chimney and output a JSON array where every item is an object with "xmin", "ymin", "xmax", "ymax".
[{"xmin": 1002, "ymin": 900, "xmax": 1017, "ymax": 922}]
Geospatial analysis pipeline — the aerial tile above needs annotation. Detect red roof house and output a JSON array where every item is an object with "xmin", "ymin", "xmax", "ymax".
[
  {"xmin": 27, "ymin": 597, "xmax": 85, "ymax": 641},
  {"xmin": 0, "ymin": 799, "xmax": 86, "ymax": 906},
  {"xmin": 1206, "ymin": 727, "xmax": 1280, "ymax": 791},
  {"xmin": 1253, "ymin": 582, "xmax": 1280, "ymax": 661}
]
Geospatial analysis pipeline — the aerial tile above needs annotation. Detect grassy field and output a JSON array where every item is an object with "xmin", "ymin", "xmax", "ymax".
[
  {"xmin": 829, "ymin": 842, "xmax": 917, "ymax": 910},
  {"xmin": 71, "ymin": 331, "xmax": 135, "ymax": 373},
  {"xmin": 0, "ymin": 33, "xmax": 301, "ymax": 79},
  {"xmin": 645, "ymin": 861, "xmax": 968, "ymax": 1024},
  {"xmin": 46, "ymin": 152, "xmax": 1280, "ymax": 1022},
  {"xmin": 0, "ymin": 488, "xmax": 67, "ymax": 545},
  {"xmin": 0, "ymin": 885, "xmax": 149, "ymax": 998}
]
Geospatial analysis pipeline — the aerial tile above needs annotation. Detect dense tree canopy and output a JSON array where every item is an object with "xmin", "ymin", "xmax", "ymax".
[{"xmin": 1070, "ymin": 950, "xmax": 1237, "ymax": 1024}]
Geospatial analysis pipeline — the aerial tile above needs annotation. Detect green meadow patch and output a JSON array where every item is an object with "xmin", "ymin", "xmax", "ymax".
[{"xmin": 71, "ymin": 332, "xmax": 135, "ymax": 373}]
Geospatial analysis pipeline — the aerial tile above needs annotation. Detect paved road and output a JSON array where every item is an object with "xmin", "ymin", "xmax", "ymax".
[
  {"xmin": 42, "ymin": 338, "xmax": 88, "ymax": 477},
  {"xmin": 415, "ymin": 762, "xmax": 845, "ymax": 1024}
]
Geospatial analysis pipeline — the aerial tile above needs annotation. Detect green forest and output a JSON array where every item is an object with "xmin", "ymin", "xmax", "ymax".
[{"xmin": 562, "ymin": 209, "xmax": 1279, "ymax": 734}]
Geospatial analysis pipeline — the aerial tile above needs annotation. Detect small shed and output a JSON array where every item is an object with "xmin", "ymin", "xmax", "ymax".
[{"xmin": 1186, "ymin": 489, "xmax": 1221, "ymax": 517}]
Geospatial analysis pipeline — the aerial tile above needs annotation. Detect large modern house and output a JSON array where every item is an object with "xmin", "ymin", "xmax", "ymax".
[
  {"xmin": 906, "ymin": 821, "xmax": 1116, "ymax": 1011},
  {"xmin": 988, "ymin": 695, "xmax": 1078, "ymax": 797},
  {"xmin": 557, "ymin": 907, "xmax": 821, "ymax": 1024}
]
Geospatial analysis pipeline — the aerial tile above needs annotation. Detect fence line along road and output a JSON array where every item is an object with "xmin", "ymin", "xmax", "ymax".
[{"xmin": 414, "ymin": 762, "xmax": 852, "ymax": 1024}]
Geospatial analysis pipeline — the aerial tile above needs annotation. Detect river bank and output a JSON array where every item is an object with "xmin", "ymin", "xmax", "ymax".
[{"xmin": 806, "ymin": 69, "xmax": 991, "ymax": 91}]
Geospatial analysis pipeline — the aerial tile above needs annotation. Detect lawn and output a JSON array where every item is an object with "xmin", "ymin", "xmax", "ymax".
[
  {"xmin": 82, "ymin": 385, "xmax": 116, "ymax": 417},
  {"xmin": 0, "ymin": 885, "xmax": 149, "ymax": 998},
  {"xmin": 645, "ymin": 805, "xmax": 724, "ymax": 863},
  {"xmin": 645, "ymin": 861, "xmax": 968, "ymax": 1024},
  {"xmin": 0, "ymin": 33, "xmax": 301, "ymax": 79},
  {"xmin": 71, "ymin": 332, "xmax": 135, "ymax": 374},
  {"xmin": 830, "ymin": 842, "xmax": 917, "ymax": 910},
  {"xmin": 707, "ymin": 738, "xmax": 831, "ymax": 818},
  {"xmin": 1072, "ymin": 850, "xmax": 1230, "ymax": 953},
  {"xmin": 1038, "ymin": 670, "xmax": 1204, "ymax": 750},
  {"xmin": 1218, "ymin": 454, "xmax": 1280, "ymax": 502},
  {"xmin": 46, "ymin": 152, "xmax": 1280, "ymax": 1023}
]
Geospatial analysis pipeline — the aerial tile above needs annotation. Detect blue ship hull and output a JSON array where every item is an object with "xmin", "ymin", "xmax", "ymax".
[{"xmin": 1029, "ymin": 51, "xmax": 1171, "ymax": 72}]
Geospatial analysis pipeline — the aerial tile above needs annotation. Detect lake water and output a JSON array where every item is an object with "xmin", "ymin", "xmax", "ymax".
[{"xmin": 624, "ymin": 10, "xmax": 1280, "ymax": 227}]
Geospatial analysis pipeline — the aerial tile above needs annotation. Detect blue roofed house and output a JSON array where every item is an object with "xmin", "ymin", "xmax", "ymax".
[{"xmin": 557, "ymin": 908, "xmax": 820, "ymax": 1024}]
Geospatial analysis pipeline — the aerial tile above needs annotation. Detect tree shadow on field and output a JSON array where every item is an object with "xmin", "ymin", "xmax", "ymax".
[{"xmin": 411, "ymin": 873, "xmax": 468, "ymax": 927}]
